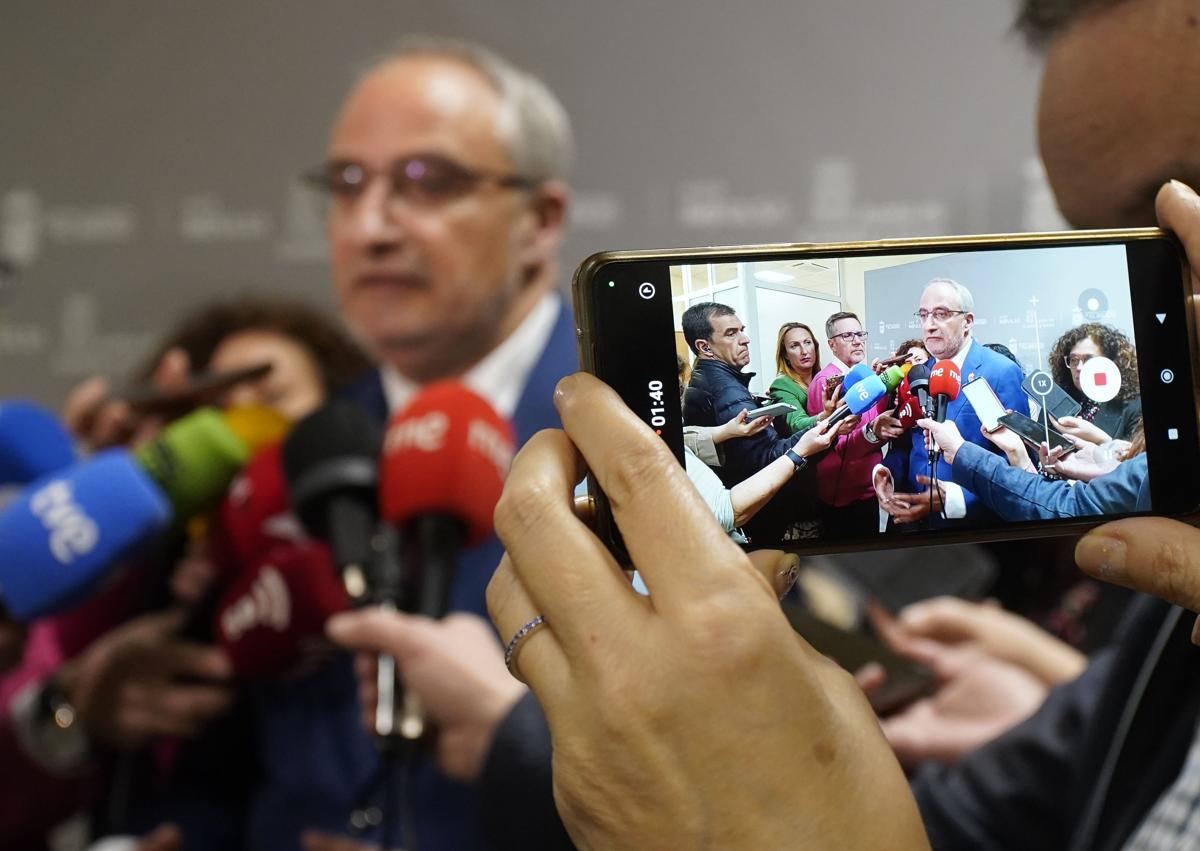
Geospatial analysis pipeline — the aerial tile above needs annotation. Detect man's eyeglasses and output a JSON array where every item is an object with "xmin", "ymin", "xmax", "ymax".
[
  {"xmin": 1065, "ymin": 354, "xmax": 1096, "ymax": 369},
  {"xmin": 302, "ymin": 154, "xmax": 540, "ymax": 207},
  {"xmin": 914, "ymin": 308, "xmax": 968, "ymax": 323},
  {"xmin": 832, "ymin": 331, "xmax": 869, "ymax": 342}
]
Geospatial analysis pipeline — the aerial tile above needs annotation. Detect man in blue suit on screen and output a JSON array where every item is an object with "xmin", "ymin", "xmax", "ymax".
[{"xmin": 883, "ymin": 277, "xmax": 1027, "ymax": 527}]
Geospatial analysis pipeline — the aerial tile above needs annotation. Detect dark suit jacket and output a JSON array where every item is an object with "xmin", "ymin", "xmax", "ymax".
[
  {"xmin": 244, "ymin": 302, "xmax": 578, "ymax": 851},
  {"xmin": 889, "ymin": 339, "xmax": 1026, "ymax": 524}
]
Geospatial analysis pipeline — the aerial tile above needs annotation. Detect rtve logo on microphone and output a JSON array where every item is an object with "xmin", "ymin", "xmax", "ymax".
[
  {"xmin": 29, "ymin": 480, "xmax": 99, "ymax": 565},
  {"xmin": 386, "ymin": 411, "xmax": 449, "ymax": 454},
  {"xmin": 469, "ymin": 419, "xmax": 515, "ymax": 480}
]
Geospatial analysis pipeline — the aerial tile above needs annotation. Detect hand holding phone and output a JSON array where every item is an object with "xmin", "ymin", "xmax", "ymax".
[
  {"xmin": 575, "ymin": 224, "xmax": 1198, "ymax": 553},
  {"xmin": 1051, "ymin": 415, "xmax": 1113, "ymax": 446}
]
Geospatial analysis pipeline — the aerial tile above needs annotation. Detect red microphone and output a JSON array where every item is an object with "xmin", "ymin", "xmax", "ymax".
[
  {"xmin": 895, "ymin": 396, "xmax": 923, "ymax": 430},
  {"xmin": 380, "ymin": 381, "xmax": 515, "ymax": 618},
  {"xmin": 371, "ymin": 382, "xmax": 515, "ymax": 743},
  {"xmin": 213, "ymin": 541, "xmax": 349, "ymax": 680},
  {"xmin": 928, "ymin": 359, "xmax": 962, "ymax": 424},
  {"xmin": 207, "ymin": 442, "xmax": 307, "ymax": 586},
  {"xmin": 380, "ymin": 381, "xmax": 514, "ymax": 545}
]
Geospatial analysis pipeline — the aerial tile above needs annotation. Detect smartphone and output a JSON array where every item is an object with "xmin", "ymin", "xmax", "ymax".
[
  {"xmin": 961, "ymin": 377, "xmax": 1006, "ymax": 433},
  {"xmin": 744, "ymin": 401, "xmax": 796, "ymax": 420},
  {"xmin": 1021, "ymin": 372, "xmax": 1082, "ymax": 422},
  {"xmin": 122, "ymin": 362, "xmax": 274, "ymax": 415},
  {"xmin": 574, "ymin": 228, "xmax": 1199, "ymax": 555},
  {"xmin": 998, "ymin": 411, "xmax": 1079, "ymax": 455}
]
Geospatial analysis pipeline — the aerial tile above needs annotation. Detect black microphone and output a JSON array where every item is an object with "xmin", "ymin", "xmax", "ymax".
[
  {"xmin": 906, "ymin": 362, "xmax": 932, "ymax": 418},
  {"xmin": 282, "ymin": 400, "xmax": 383, "ymax": 606}
]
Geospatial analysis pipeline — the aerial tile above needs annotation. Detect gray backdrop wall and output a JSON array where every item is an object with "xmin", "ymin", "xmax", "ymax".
[{"xmin": 0, "ymin": 1, "xmax": 1052, "ymax": 406}]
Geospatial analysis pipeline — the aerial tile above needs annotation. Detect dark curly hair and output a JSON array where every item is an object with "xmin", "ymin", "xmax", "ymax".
[
  {"xmin": 133, "ymin": 297, "xmax": 370, "ymax": 393},
  {"xmin": 1048, "ymin": 322, "xmax": 1138, "ymax": 403}
]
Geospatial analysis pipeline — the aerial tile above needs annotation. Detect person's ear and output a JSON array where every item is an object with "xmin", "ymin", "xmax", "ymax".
[{"xmin": 515, "ymin": 180, "xmax": 569, "ymax": 270}]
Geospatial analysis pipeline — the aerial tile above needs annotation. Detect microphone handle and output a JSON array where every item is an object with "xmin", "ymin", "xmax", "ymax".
[
  {"xmin": 369, "ymin": 525, "xmax": 421, "ymax": 743},
  {"xmin": 820, "ymin": 404, "xmax": 852, "ymax": 434},
  {"xmin": 414, "ymin": 514, "xmax": 464, "ymax": 621}
]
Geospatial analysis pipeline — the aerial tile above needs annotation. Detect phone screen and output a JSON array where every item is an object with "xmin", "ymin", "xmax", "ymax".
[
  {"xmin": 961, "ymin": 377, "xmax": 1006, "ymax": 433},
  {"xmin": 998, "ymin": 411, "xmax": 1078, "ymax": 454},
  {"xmin": 576, "ymin": 230, "xmax": 1200, "ymax": 555}
]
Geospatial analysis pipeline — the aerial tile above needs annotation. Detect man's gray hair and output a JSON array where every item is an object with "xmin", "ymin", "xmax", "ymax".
[
  {"xmin": 1013, "ymin": 0, "xmax": 1126, "ymax": 50},
  {"xmin": 925, "ymin": 278, "xmax": 975, "ymax": 314},
  {"xmin": 369, "ymin": 35, "xmax": 574, "ymax": 182}
]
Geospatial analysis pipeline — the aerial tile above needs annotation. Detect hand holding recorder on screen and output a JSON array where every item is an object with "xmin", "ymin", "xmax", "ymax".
[{"xmin": 486, "ymin": 373, "xmax": 928, "ymax": 851}]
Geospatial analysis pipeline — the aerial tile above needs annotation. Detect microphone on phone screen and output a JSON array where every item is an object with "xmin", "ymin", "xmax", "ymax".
[
  {"xmin": 928, "ymin": 359, "xmax": 963, "ymax": 424},
  {"xmin": 906, "ymin": 362, "xmax": 932, "ymax": 418},
  {"xmin": 821, "ymin": 374, "xmax": 888, "ymax": 434},
  {"xmin": 842, "ymin": 363, "xmax": 876, "ymax": 394}
]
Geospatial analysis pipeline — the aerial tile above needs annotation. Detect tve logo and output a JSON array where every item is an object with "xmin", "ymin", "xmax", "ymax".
[
  {"xmin": 385, "ymin": 411, "xmax": 449, "ymax": 454},
  {"xmin": 29, "ymin": 480, "xmax": 99, "ymax": 564}
]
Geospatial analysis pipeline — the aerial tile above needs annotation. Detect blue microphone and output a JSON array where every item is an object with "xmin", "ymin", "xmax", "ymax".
[
  {"xmin": 842, "ymin": 362, "xmax": 876, "ymax": 393},
  {"xmin": 821, "ymin": 374, "xmax": 888, "ymax": 433},
  {"xmin": 0, "ymin": 401, "xmax": 76, "ymax": 486},
  {"xmin": 0, "ymin": 450, "xmax": 172, "ymax": 620}
]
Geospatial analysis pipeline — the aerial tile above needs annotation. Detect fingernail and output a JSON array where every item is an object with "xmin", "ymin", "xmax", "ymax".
[
  {"xmin": 1170, "ymin": 179, "xmax": 1197, "ymax": 197},
  {"xmin": 1075, "ymin": 531, "xmax": 1127, "ymax": 581},
  {"xmin": 554, "ymin": 373, "xmax": 580, "ymax": 405},
  {"xmin": 776, "ymin": 555, "xmax": 801, "ymax": 600}
]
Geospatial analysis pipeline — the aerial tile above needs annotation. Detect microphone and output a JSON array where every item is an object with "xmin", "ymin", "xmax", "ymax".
[
  {"xmin": 895, "ymin": 396, "xmax": 923, "ymax": 430},
  {"xmin": 282, "ymin": 400, "xmax": 382, "ymax": 604},
  {"xmin": 375, "ymin": 382, "xmax": 514, "ymax": 744},
  {"xmin": 928, "ymin": 359, "xmax": 963, "ymax": 424},
  {"xmin": 842, "ymin": 363, "xmax": 876, "ymax": 394},
  {"xmin": 208, "ymin": 442, "xmax": 305, "ymax": 586},
  {"xmin": 880, "ymin": 363, "xmax": 911, "ymax": 395},
  {"xmin": 820, "ymin": 374, "xmax": 888, "ymax": 434},
  {"xmin": 380, "ymin": 381, "xmax": 514, "ymax": 620},
  {"xmin": 0, "ymin": 401, "xmax": 77, "ymax": 486},
  {"xmin": 0, "ymin": 450, "xmax": 172, "ymax": 620},
  {"xmin": 214, "ymin": 541, "xmax": 349, "ymax": 680},
  {"xmin": 906, "ymin": 362, "xmax": 932, "ymax": 418},
  {"xmin": 135, "ymin": 404, "xmax": 290, "ymax": 524}
]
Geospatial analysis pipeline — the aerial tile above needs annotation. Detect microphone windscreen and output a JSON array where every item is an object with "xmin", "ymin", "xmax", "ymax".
[
  {"xmin": 843, "ymin": 363, "xmax": 875, "ymax": 392},
  {"xmin": 282, "ymin": 400, "xmax": 381, "ymax": 539},
  {"xmin": 881, "ymin": 365, "xmax": 907, "ymax": 393},
  {"xmin": 906, "ymin": 361, "xmax": 931, "ymax": 392},
  {"xmin": 929, "ymin": 359, "xmax": 963, "ymax": 400},
  {"xmin": 0, "ymin": 450, "xmax": 172, "ymax": 620},
  {"xmin": 209, "ymin": 442, "xmax": 305, "ymax": 585},
  {"xmin": 0, "ymin": 401, "xmax": 76, "ymax": 486},
  {"xmin": 134, "ymin": 407, "xmax": 251, "ymax": 521},
  {"xmin": 214, "ymin": 541, "xmax": 349, "ymax": 680},
  {"xmin": 380, "ymin": 381, "xmax": 515, "ymax": 547},
  {"xmin": 896, "ymin": 397, "xmax": 922, "ymax": 428},
  {"xmin": 846, "ymin": 375, "xmax": 888, "ymax": 415},
  {"xmin": 221, "ymin": 404, "xmax": 292, "ymax": 457}
]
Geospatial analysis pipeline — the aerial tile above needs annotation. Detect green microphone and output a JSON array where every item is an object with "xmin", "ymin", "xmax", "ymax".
[{"xmin": 135, "ymin": 405, "xmax": 290, "ymax": 522}]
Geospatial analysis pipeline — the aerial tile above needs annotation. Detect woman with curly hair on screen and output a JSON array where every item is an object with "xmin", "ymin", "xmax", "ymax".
[{"xmin": 1048, "ymin": 322, "xmax": 1141, "ymax": 442}]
